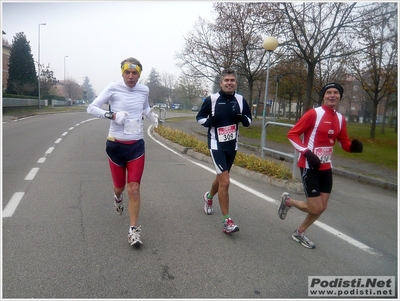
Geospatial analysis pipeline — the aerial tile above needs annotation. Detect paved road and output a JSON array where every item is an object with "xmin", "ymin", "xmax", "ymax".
[{"xmin": 2, "ymin": 111, "xmax": 398, "ymax": 298}]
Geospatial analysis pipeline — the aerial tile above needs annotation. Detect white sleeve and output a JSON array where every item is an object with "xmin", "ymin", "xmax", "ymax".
[
  {"xmin": 145, "ymin": 108, "xmax": 158, "ymax": 126},
  {"xmin": 87, "ymin": 85, "xmax": 111, "ymax": 119}
]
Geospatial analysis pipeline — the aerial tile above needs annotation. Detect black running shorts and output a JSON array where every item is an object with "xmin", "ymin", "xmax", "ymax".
[
  {"xmin": 210, "ymin": 149, "xmax": 237, "ymax": 174},
  {"xmin": 300, "ymin": 168, "xmax": 333, "ymax": 198}
]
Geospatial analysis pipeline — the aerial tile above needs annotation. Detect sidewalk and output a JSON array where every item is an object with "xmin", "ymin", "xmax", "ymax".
[{"xmin": 162, "ymin": 116, "xmax": 397, "ymax": 191}]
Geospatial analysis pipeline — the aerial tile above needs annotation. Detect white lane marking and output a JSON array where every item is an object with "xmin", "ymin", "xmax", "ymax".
[
  {"xmin": 55, "ymin": 138, "xmax": 62, "ymax": 144},
  {"xmin": 4, "ymin": 117, "xmax": 100, "ymax": 218},
  {"xmin": 314, "ymin": 221, "xmax": 379, "ymax": 255},
  {"xmin": 80, "ymin": 118, "xmax": 98, "ymax": 124},
  {"xmin": 147, "ymin": 126, "xmax": 379, "ymax": 256},
  {"xmin": 25, "ymin": 168, "xmax": 39, "ymax": 180},
  {"xmin": 13, "ymin": 116, "xmax": 35, "ymax": 122},
  {"xmin": 3, "ymin": 192, "xmax": 25, "ymax": 218},
  {"xmin": 45, "ymin": 147, "xmax": 54, "ymax": 154}
]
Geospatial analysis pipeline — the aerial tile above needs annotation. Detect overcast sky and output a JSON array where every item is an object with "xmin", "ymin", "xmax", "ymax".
[{"xmin": 2, "ymin": 1, "xmax": 214, "ymax": 95}]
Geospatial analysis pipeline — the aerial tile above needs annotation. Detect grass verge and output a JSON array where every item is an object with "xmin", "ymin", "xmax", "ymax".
[
  {"xmin": 240, "ymin": 120, "xmax": 397, "ymax": 170},
  {"xmin": 164, "ymin": 116, "xmax": 397, "ymax": 170},
  {"xmin": 154, "ymin": 124, "xmax": 293, "ymax": 180}
]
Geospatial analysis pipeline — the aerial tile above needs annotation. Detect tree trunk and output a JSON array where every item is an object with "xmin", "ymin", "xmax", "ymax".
[
  {"xmin": 304, "ymin": 62, "xmax": 316, "ymax": 113},
  {"xmin": 370, "ymin": 101, "xmax": 378, "ymax": 139}
]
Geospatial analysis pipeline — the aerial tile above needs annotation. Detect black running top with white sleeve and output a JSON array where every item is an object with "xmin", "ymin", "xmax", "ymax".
[{"xmin": 196, "ymin": 90, "xmax": 252, "ymax": 151}]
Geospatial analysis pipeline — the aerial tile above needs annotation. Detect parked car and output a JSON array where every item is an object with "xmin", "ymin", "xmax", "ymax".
[
  {"xmin": 173, "ymin": 104, "xmax": 183, "ymax": 110},
  {"xmin": 191, "ymin": 105, "xmax": 199, "ymax": 112},
  {"xmin": 153, "ymin": 103, "xmax": 167, "ymax": 109}
]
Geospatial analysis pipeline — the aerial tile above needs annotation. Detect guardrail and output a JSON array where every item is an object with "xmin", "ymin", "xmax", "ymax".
[
  {"xmin": 2, "ymin": 98, "xmax": 73, "ymax": 107},
  {"xmin": 262, "ymin": 121, "xmax": 298, "ymax": 178},
  {"xmin": 2, "ymin": 97, "xmax": 50, "ymax": 107}
]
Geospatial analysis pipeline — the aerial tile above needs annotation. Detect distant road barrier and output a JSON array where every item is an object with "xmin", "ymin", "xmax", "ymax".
[
  {"xmin": 2, "ymin": 98, "xmax": 68, "ymax": 107},
  {"xmin": 262, "ymin": 121, "xmax": 298, "ymax": 179}
]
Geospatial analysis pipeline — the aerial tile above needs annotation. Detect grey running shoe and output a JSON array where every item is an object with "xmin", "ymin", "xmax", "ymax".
[
  {"xmin": 292, "ymin": 230, "xmax": 315, "ymax": 249},
  {"xmin": 114, "ymin": 194, "xmax": 124, "ymax": 215},
  {"xmin": 128, "ymin": 226, "xmax": 143, "ymax": 246},
  {"xmin": 203, "ymin": 191, "xmax": 213, "ymax": 215},
  {"xmin": 278, "ymin": 192, "xmax": 291, "ymax": 220},
  {"xmin": 223, "ymin": 218, "xmax": 239, "ymax": 234}
]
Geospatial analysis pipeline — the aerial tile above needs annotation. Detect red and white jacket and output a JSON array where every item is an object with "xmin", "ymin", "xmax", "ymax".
[{"xmin": 288, "ymin": 105, "xmax": 352, "ymax": 170}]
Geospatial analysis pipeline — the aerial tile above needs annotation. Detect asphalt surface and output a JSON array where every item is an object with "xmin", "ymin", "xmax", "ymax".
[{"xmin": 160, "ymin": 112, "xmax": 398, "ymax": 191}]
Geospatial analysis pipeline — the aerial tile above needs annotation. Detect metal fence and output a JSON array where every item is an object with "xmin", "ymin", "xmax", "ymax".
[{"xmin": 262, "ymin": 121, "xmax": 298, "ymax": 178}]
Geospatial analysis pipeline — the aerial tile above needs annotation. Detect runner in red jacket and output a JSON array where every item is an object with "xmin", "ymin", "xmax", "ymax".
[{"xmin": 277, "ymin": 83, "xmax": 363, "ymax": 249}]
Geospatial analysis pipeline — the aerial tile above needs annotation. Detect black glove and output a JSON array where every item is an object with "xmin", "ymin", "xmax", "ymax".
[
  {"xmin": 304, "ymin": 150, "xmax": 321, "ymax": 170},
  {"xmin": 206, "ymin": 115, "xmax": 217, "ymax": 127},
  {"xmin": 235, "ymin": 114, "xmax": 244, "ymax": 123},
  {"xmin": 236, "ymin": 114, "xmax": 250, "ymax": 127},
  {"xmin": 350, "ymin": 139, "xmax": 363, "ymax": 153}
]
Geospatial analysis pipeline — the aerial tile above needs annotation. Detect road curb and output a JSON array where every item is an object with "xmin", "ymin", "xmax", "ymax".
[{"xmin": 331, "ymin": 167, "xmax": 397, "ymax": 191}]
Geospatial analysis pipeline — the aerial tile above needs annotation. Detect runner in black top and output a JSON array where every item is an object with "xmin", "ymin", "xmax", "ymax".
[{"xmin": 196, "ymin": 69, "xmax": 252, "ymax": 234}]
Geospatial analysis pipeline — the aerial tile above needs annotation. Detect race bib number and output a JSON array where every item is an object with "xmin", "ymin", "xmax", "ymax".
[
  {"xmin": 314, "ymin": 147, "xmax": 333, "ymax": 163},
  {"xmin": 217, "ymin": 124, "xmax": 236, "ymax": 142},
  {"xmin": 124, "ymin": 118, "xmax": 143, "ymax": 135}
]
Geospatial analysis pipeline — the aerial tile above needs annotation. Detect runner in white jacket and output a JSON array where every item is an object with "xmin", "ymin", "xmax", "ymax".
[{"xmin": 87, "ymin": 57, "xmax": 158, "ymax": 247}]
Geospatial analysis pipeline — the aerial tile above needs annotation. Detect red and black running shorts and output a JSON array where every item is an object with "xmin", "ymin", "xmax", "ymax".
[{"xmin": 106, "ymin": 139, "xmax": 145, "ymax": 187}]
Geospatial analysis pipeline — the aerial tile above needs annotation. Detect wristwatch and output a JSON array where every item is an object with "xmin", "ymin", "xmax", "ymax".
[{"xmin": 104, "ymin": 111, "xmax": 114, "ymax": 120}]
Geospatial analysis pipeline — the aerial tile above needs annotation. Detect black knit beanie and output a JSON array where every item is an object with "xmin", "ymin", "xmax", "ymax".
[{"xmin": 320, "ymin": 83, "xmax": 344, "ymax": 100}]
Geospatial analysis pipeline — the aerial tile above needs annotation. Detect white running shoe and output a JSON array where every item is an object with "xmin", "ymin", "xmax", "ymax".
[
  {"xmin": 203, "ymin": 191, "xmax": 213, "ymax": 215},
  {"xmin": 223, "ymin": 218, "xmax": 239, "ymax": 234},
  {"xmin": 292, "ymin": 229, "xmax": 315, "ymax": 249},
  {"xmin": 114, "ymin": 194, "xmax": 124, "ymax": 215},
  {"xmin": 128, "ymin": 226, "xmax": 143, "ymax": 246},
  {"xmin": 277, "ymin": 192, "xmax": 291, "ymax": 220}
]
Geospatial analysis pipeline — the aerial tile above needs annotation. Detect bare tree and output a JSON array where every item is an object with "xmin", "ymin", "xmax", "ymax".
[
  {"xmin": 40, "ymin": 64, "xmax": 58, "ymax": 96},
  {"xmin": 173, "ymin": 74, "xmax": 204, "ymax": 108},
  {"xmin": 176, "ymin": 1, "xmax": 396, "ymax": 126},
  {"xmin": 65, "ymin": 77, "xmax": 83, "ymax": 102},
  {"xmin": 348, "ymin": 2, "xmax": 397, "ymax": 138},
  {"xmin": 275, "ymin": 2, "xmax": 360, "ymax": 112},
  {"xmin": 272, "ymin": 58, "xmax": 308, "ymax": 121},
  {"xmin": 160, "ymin": 72, "xmax": 176, "ymax": 107},
  {"xmin": 176, "ymin": 2, "xmax": 282, "ymax": 107},
  {"xmin": 212, "ymin": 2, "xmax": 283, "ymax": 107},
  {"xmin": 176, "ymin": 17, "xmax": 232, "ymax": 82}
]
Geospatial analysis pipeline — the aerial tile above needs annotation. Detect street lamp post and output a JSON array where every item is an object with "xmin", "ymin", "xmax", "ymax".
[
  {"xmin": 64, "ymin": 55, "xmax": 68, "ymax": 101},
  {"xmin": 260, "ymin": 36, "xmax": 278, "ymax": 159},
  {"xmin": 64, "ymin": 55, "xmax": 68, "ymax": 82},
  {"xmin": 38, "ymin": 23, "xmax": 46, "ymax": 109},
  {"xmin": 274, "ymin": 75, "xmax": 281, "ymax": 122}
]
